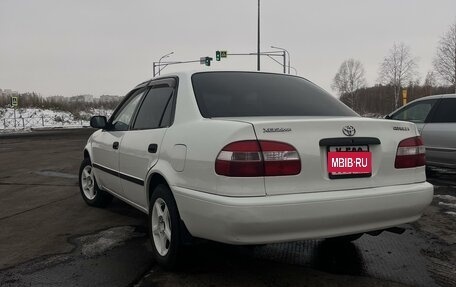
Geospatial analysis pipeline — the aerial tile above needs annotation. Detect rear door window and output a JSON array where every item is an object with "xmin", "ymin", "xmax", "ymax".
[
  {"xmin": 390, "ymin": 99, "xmax": 438, "ymax": 123},
  {"xmin": 428, "ymin": 98, "xmax": 456, "ymax": 123},
  {"xmin": 132, "ymin": 87, "xmax": 174, "ymax": 130},
  {"xmin": 191, "ymin": 72, "xmax": 357, "ymax": 118}
]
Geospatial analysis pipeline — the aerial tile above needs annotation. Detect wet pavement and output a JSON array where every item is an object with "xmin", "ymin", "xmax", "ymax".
[
  {"xmin": 1, "ymin": 225, "xmax": 152, "ymax": 287},
  {"xmin": 135, "ymin": 230, "xmax": 436, "ymax": 287},
  {"xmin": 0, "ymin": 129, "xmax": 455, "ymax": 286}
]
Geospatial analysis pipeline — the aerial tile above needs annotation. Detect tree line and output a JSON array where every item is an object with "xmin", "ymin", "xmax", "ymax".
[
  {"xmin": 340, "ymin": 84, "xmax": 455, "ymax": 117},
  {"xmin": 332, "ymin": 20, "xmax": 456, "ymax": 115}
]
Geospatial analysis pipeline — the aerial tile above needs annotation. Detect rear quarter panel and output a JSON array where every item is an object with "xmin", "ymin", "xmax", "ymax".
[
  {"xmin": 155, "ymin": 119, "xmax": 265, "ymax": 196},
  {"xmin": 145, "ymin": 73, "xmax": 265, "ymax": 198}
]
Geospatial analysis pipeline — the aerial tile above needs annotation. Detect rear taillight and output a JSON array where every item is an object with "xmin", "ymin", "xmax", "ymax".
[
  {"xmin": 215, "ymin": 140, "xmax": 301, "ymax": 177},
  {"xmin": 394, "ymin": 136, "xmax": 426, "ymax": 169}
]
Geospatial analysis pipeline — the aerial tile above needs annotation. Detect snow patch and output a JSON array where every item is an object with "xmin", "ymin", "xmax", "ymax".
[
  {"xmin": 434, "ymin": 194, "xmax": 456, "ymax": 202},
  {"xmin": 445, "ymin": 211, "xmax": 456, "ymax": 217},
  {"xmin": 0, "ymin": 107, "xmax": 113, "ymax": 130},
  {"xmin": 438, "ymin": 202, "xmax": 456, "ymax": 209}
]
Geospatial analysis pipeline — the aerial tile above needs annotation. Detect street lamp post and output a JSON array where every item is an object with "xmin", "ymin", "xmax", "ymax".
[
  {"xmin": 271, "ymin": 46, "xmax": 290, "ymax": 74},
  {"xmin": 157, "ymin": 51, "xmax": 174, "ymax": 76},
  {"xmin": 257, "ymin": 0, "xmax": 260, "ymax": 71}
]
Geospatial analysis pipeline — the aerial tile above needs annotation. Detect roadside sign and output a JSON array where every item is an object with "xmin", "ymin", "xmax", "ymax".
[
  {"xmin": 402, "ymin": 89, "xmax": 407, "ymax": 106},
  {"xmin": 220, "ymin": 51, "xmax": 227, "ymax": 58},
  {"xmin": 11, "ymin": 96, "xmax": 18, "ymax": 107}
]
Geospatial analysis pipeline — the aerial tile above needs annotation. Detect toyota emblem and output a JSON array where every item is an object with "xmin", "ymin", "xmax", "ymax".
[{"xmin": 342, "ymin": 125, "xmax": 356, "ymax": 137}]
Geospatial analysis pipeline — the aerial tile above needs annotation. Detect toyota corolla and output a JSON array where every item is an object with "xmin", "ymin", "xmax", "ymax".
[{"xmin": 79, "ymin": 71, "xmax": 433, "ymax": 268}]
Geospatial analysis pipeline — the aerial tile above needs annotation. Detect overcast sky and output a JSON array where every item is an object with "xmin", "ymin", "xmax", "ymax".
[{"xmin": 1, "ymin": 0, "xmax": 455, "ymax": 97}]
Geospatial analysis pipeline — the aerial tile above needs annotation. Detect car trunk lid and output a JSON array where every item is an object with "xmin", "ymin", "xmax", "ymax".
[{"xmin": 219, "ymin": 116, "xmax": 422, "ymax": 195}]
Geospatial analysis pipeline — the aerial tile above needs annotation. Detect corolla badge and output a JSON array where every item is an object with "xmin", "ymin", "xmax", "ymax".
[
  {"xmin": 263, "ymin": 128, "xmax": 292, "ymax": 133},
  {"xmin": 393, "ymin": 126, "xmax": 410, "ymax": 131},
  {"xmin": 342, "ymin": 125, "xmax": 356, "ymax": 137}
]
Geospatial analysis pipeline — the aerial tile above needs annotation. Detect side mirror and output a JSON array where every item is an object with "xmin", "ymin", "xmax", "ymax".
[
  {"xmin": 384, "ymin": 114, "xmax": 392, "ymax": 119},
  {"xmin": 90, "ymin": 116, "xmax": 108, "ymax": 129}
]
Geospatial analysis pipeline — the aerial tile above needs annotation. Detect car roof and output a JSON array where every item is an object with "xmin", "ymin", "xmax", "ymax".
[{"xmin": 412, "ymin": 93, "xmax": 456, "ymax": 101}]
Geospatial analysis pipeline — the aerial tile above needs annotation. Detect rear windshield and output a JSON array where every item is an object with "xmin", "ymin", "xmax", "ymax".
[{"xmin": 191, "ymin": 72, "xmax": 357, "ymax": 118}]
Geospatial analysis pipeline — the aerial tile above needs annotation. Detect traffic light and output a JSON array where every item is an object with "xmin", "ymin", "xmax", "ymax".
[
  {"xmin": 216, "ymin": 51, "xmax": 221, "ymax": 61},
  {"xmin": 205, "ymin": 57, "xmax": 213, "ymax": 66}
]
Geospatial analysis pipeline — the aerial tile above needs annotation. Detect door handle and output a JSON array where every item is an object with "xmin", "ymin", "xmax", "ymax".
[
  {"xmin": 148, "ymin": 144, "xmax": 158, "ymax": 153},
  {"xmin": 112, "ymin": 142, "xmax": 119, "ymax": 150}
]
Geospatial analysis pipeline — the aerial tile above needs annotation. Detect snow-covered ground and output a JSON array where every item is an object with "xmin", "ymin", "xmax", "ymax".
[{"xmin": 0, "ymin": 108, "xmax": 113, "ymax": 132}]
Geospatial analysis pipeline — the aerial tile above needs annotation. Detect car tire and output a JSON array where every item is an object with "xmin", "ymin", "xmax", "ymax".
[
  {"xmin": 326, "ymin": 233, "xmax": 363, "ymax": 243},
  {"xmin": 79, "ymin": 158, "xmax": 113, "ymax": 207},
  {"xmin": 149, "ymin": 184, "xmax": 182, "ymax": 269}
]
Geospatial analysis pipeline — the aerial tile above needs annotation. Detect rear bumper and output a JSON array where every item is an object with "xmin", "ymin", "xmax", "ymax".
[{"xmin": 172, "ymin": 182, "xmax": 434, "ymax": 244}]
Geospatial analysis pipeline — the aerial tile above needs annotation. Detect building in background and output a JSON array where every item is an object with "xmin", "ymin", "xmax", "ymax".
[
  {"xmin": 69, "ymin": 94, "xmax": 93, "ymax": 103},
  {"xmin": 47, "ymin": 95, "xmax": 66, "ymax": 102},
  {"xmin": 99, "ymin": 95, "xmax": 121, "ymax": 103}
]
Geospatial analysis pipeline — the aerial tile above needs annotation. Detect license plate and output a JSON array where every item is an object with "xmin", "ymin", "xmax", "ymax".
[{"xmin": 327, "ymin": 145, "xmax": 372, "ymax": 179}]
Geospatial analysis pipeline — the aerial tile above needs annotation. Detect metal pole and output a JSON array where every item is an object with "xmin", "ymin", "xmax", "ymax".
[
  {"xmin": 288, "ymin": 51, "xmax": 291, "ymax": 75},
  {"xmin": 271, "ymin": 46, "xmax": 291, "ymax": 74},
  {"xmin": 158, "ymin": 60, "xmax": 162, "ymax": 76},
  {"xmin": 157, "ymin": 52, "xmax": 174, "ymax": 76},
  {"xmin": 283, "ymin": 51, "xmax": 286, "ymax": 74},
  {"xmin": 153, "ymin": 62, "xmax": 156, "ymax": 77},
  {"xmin": 13, "ymin": 108, "xmax": 16, "ymax": 128},
  {"xmin": 257, "ymin": 0, "xmax": 260, "ymax": 71}
]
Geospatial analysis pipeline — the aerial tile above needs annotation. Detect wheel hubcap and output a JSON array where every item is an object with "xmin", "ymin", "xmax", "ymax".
[
  {"xmin": 81, "ymin": 165, "xmax": 96, "ymax": 200},
  {"xmin": 151, "ymin": 198, "xmax": 171, "ymax": 256}
]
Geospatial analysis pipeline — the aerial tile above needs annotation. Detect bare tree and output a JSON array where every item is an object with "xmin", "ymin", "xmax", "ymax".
[
  {"xmin": 424, "ymin": 71, "xmax": 437, "ymax": 87},
  {"xmin": 331, "ymin": 58, "xmax": 367, "ymax": 109},
  {"xmin": 433, "ymin": 20, "xmax": 456, "ymax": 93},
  {"xmin": 378, "ymin": 42, "xmax": 418, "ymax": 109},
  {"xmin": 424, "ymin": 71, "xmax": 437, "ymax": 95}
]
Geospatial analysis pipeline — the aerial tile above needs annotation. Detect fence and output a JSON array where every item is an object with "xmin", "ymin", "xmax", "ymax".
[{"xmin": 1, "ymin": 115, "xmax": 89, "ymax": 130}]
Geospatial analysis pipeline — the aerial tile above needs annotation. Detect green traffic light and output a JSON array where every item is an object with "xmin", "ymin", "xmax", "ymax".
[
  {"xmin": 205, "ymin": 57, "xmax": 212, "ymax": 66},
  {"xmin": 216, "ymin": 51, "xmax": 221, "ymax": 61}
]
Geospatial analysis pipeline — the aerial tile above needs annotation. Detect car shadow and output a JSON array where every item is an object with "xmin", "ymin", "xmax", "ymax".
[
  {"xmin": 176, "ymin": 238, "xmax": 365, "ymax": 276},
  {"xmin": 309, "ymin": 239, "xmax": 365, "ymax": 276}
]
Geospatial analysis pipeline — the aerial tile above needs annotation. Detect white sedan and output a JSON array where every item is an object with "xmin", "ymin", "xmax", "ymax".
[{"xmin": 79, "ymin": 71, "xmax": 433, "ymax": 268}]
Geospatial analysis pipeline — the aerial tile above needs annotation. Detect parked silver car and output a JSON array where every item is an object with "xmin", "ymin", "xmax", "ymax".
[{"xmin": 387, "ymin": 94, "xmax": 456, "ymax": 170}]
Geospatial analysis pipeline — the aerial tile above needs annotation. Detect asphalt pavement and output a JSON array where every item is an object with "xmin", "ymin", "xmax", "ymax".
[{"xmin": 0, "ymin": 128, "xmax": 455, "ymax": 287}]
